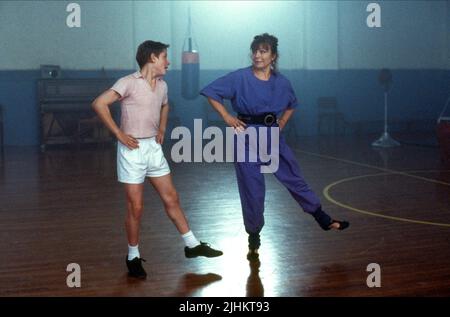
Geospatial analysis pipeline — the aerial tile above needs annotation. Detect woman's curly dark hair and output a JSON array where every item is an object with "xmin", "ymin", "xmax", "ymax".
[{"xmin": 250, "ymin": 33, "xmax": 279, "ymax": 72}]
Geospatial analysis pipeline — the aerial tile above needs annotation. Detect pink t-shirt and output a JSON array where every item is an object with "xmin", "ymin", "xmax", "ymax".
[{"xmin": 111, "ymin": 71, "xmax": 168, "ymax": 138}]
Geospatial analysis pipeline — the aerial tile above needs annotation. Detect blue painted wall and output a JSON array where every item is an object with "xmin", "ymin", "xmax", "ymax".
[
  {"xmin": 1, "ymin": 1, "xmax": 449, "ymax": 146},
  {"xmin": 2, "ymin": 68, "xmax": 447, "ymax": 146}
]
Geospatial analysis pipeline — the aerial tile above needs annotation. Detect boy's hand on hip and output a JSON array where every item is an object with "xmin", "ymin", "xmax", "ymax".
[{"xmin": 116, "ymin": 131, "xmax": 139, "ymax": 150}]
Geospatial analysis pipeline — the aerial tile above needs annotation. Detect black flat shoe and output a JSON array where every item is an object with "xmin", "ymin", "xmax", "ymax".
[
  {"xmin": 185, "ymin": 242, "xmax": 223, "ymax": 258},
  {"xmin": 126, "ymin": 256, "xmax": 147, "ymax": 279}
]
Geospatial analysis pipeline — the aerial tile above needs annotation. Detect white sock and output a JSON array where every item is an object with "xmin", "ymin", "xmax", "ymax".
[
  {"xmin": 182, "ymin": 231, "xmax": 200, "ymax": 248},
  {"xmin": 128, "ymin": 244, "xmax": 140, "ymax": 261}
]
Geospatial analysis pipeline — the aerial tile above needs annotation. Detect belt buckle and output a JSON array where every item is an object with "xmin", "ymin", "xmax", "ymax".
[{"xmin": 263, "ymin": 114, "xmax": 275, "ymax": 126}]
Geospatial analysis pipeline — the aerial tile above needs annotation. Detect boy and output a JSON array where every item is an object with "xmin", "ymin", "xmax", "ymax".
[{"xmin": 92, "ymin": 40, "xmax": 222, "ymax": 279}]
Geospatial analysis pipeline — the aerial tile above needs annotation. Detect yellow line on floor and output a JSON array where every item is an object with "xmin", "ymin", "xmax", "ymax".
[
  {"xmin": 294, "ymin": 149, "xmax": 450, "ymax": 227},
  {"xmin": 323, "ymin": 173, "xmax": 450, "ymax": 227},
  {"xmin": 295, "ymin": 149, "xmax": 450, "ymax": 187}
]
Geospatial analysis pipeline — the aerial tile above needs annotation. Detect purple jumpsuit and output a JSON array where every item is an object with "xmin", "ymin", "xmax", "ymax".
[{"xmin": 201, "ymin": 67, "xmax": 322, "ymax": 234}]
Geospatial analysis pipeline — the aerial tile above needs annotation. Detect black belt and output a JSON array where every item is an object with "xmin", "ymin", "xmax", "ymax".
[{"xmin": 237, "ymin": 112, "xmax": 277, "ymax": 127}]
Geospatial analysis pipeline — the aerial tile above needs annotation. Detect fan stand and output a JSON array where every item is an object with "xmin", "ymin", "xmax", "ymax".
[{"xmin": 372, "ymin": 91, "xmax": 400, "ymax": 147}]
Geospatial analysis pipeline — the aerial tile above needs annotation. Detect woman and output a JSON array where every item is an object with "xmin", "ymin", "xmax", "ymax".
[{"xmin": 200, "ymin": 33, "xmax": 349, "ymax": 261}]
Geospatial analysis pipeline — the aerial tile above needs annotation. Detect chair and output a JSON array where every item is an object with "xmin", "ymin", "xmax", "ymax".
[
  {"xmin": 317, "ymin": 97, "xmax": 346, "ymax": 135},
  {"xmin": 437, "ymin": 119, "xmax": 450, "ymax": 164},
  {"xmin": 0, "ymin": 104, "xmax": 4, "ymax": 158}
]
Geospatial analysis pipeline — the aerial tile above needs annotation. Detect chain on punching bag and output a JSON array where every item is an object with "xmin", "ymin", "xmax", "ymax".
[{"xmin": 181, "ymin": 7, "xmax": 199, "ymax": 100}]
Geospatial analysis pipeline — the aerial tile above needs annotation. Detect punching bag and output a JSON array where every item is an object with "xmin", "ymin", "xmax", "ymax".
[
  {"xmin": 181, "ymin": 38, "xmax": 199, "ymax": 100},
  {"xmin": 181, "ymin": 7, "xmax": 199, "ymax": 100}
]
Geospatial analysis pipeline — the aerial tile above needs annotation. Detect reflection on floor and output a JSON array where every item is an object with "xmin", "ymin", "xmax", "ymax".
[{"xmin": 0, "ymin": 133, "xmax": 449, "ymax": 296}]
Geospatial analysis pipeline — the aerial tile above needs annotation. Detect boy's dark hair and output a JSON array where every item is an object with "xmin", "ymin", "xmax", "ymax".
[{"xmin": 136, "ymin": 40, "xmax": 169, "ymax": 69}]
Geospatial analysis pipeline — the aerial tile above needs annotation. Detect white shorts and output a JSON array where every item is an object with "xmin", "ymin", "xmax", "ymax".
[{"xmin": 117, "ymin": 137, "xmax": 171, "ymax": 184}]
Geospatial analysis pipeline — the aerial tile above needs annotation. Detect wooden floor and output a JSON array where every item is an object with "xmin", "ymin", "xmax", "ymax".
[{"xmin": 1, "ymin": 133, "xmax": 449, "ymax": 296}]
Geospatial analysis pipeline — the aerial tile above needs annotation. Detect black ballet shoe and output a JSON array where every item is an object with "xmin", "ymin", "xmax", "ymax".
[
  {"xmin": 313, "ymin": 208, "xmax": 349, "ymax": 231},
  {"xmin": 247, "ymin": 248, "xmax": 259, "ymax": 262},
  {"xmin": 328, "ymin": 220, "xmax": 350, "ymax": 231},
  {"xmin": 248, "ymin": 232, "xmax": 261, "ymax": 250}
]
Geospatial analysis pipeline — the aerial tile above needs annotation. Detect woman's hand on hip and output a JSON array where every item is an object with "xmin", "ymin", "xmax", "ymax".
[
  {"xmin": 278, "ymin": 118, "xmax": 287, "ymax": 131},
  {"xmin": 223, "ymin": 113, "xmax": 246, "ymax": 131}
]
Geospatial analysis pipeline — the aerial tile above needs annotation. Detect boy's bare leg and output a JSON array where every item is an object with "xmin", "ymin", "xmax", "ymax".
[
  {"xmin": 148, "ymin": 173, "xmax": 190, "ymax": 234},
  {"xmin": 148, "ymin": 173, "xmax": 223, "ymax": 258},
  {"xmin": 124, "ymin": 183, "xmax": 145, "ymax": 246}
]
